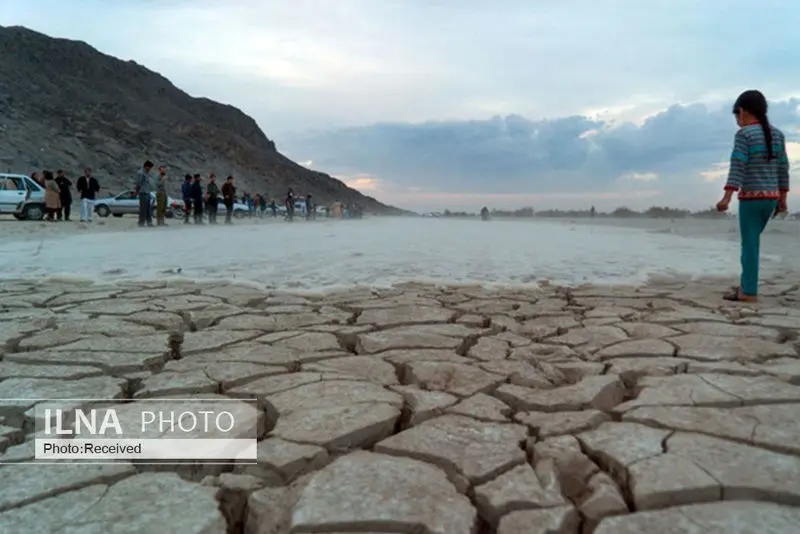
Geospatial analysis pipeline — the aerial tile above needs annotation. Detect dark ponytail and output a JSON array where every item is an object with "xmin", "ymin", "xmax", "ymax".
[
  {"xmin": 755, "ymin": 111, "xmax": 774, "ymax": 160},
  {"xmin": 733, "ymin": 89, "xmax": 774, "ymax": 160}
]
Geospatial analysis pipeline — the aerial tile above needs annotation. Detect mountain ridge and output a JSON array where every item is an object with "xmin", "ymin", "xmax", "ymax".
[{"xmin": 0, "ymin": 24, "xmax": 404, "ymax": 213}]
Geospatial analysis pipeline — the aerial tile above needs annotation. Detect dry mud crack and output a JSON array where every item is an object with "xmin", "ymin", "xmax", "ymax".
[{"xmin": 0, "ymin": 277, "xmax": 799, "ymax": 533}]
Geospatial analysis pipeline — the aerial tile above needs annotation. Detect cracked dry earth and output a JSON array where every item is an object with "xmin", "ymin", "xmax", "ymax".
[{"xmin": 1, "ymin": 277, "xmax": 800, "ymax": 533}]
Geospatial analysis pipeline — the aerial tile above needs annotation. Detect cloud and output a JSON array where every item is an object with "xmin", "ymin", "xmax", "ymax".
[
  {"xmin": 699, "ymin": 163, "xmax": 728, "ymax": 183},
  {"xmin": 3, "ymin": 1, "xmax": 800, "ymax": 210},
  {"xmin": 278, "ymin": 99, "xmax": 800, "ymax": 209},
  {"xmin": 622, "ymin": 172, "xmax": 659, "ymax": 182},
  {"xmin": 338, "ymin": 174, "xmax": 381, "ymax": 192},
  {"xmin": 4, "ymin": 0, "xmax": 800, "ymax": 135}
]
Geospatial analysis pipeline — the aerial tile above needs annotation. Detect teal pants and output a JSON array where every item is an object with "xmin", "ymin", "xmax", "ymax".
[{"xmin": 739, "ymin": 199, "xmax": 777, "ymax": 296}]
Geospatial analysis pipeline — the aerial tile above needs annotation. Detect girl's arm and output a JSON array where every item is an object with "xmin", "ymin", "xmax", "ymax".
[
  {"xmin": 778, "ymin": 134, "xmax": 790, "ymax": 196},
  {"xmin": 724, "ymin": 129, "xmax": 749, "ymax": 193}
]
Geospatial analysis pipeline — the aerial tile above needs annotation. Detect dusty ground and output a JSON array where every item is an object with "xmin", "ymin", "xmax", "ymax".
[
  {"xmin": 0, "ymin": 212, "xmax": 283, "ymax": 243},
  {"xmin": 1, "ymin": 276, "xmax": 800, "ymax": 533}
]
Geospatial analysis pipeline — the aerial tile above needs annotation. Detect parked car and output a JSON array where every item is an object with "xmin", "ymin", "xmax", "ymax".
[
  {"xmin": 274, "ymin": 199, "xmax": 307, "ymax": 217},
  {"xmin": 216, "ymin": 198, "xmax": 249, "ymax": 218},
  {"xmin": 0, "ymin": 173, "xmax": 46, "ymax": 221},
  {"xmin": 93, "ymin": 191, "xmax": 182, "ymax": 218},
  {"xmin": 159, "ymin": 198, "xmax": 252, "ymax": 219}
]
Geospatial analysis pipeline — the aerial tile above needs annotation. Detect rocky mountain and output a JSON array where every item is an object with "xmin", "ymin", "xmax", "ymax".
[{"xmin": 0, "ymin": 25, "xmax": 403, "ymax": 213}]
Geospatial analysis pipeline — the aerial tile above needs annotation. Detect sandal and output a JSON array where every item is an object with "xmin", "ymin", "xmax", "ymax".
[{"xmin": 722, "ymin": 287, "xmax": 757, "ymax": 302}]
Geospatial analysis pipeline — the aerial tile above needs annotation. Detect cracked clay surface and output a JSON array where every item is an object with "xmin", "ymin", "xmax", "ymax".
[{"xmin": 1, "ymin": 276, "xmax": 799, "ymax": 533}]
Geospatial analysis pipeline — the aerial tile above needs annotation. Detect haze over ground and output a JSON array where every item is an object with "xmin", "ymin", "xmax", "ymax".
[{"xmin": 2, "ymin": 0, "xmax": 799, "ymax": 213}]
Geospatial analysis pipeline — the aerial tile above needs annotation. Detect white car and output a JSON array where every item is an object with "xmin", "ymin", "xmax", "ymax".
[
  {"xmin": 218, "ymin": 198, "xmax": 249, "ymax": 217},
  {"xmin": 169, "ymin": 198, "xmax": 249, "ymax": 219},
  {"xmin": 93, "ymin": 190, "xmax": 183, "ymax": 218},
  {"xmin": 0, "ymin": 173, "xmax": 46, "ymax": 220}
]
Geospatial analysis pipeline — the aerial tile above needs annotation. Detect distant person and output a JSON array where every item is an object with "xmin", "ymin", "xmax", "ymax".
[
  {"xmin": 222, "ymin": 175, "xmax": 236, "ymax": 224},
  {"xmin": 133, "ymin": 160, "xmax": 155, "ymax": 227},
  {"xmin": 590, "ymin": 205, "xmax": 596, "ymax": 218},
  {"xmin": 480, "ymin": 206, "xmax": 489, "ymax": 220},
  {"xmin": 30, "ymin": 172, "xmax": 41, "ymax": 188},
  {"xmin": 43, "ymin": 171, "xmax": 60, "ymax": 221},
  {"xmin": 259, "ymin": 194, "xmax": 267, "ymax": 217},
  {"xmin": 182, "ymin": 174, "xmax": 193, "ymax": 224},
  {"xmin": 155, "ymin": 166, "xmax": 168, "ymax": 226},
  {"xmin": 270, "ymin": 200, "xmax": 277, "ymax": 217},
  {"xmin": 285, "ymin": 188, "xmax": 295, "ymax": 221},
  {"xmin": 253, "ymin": 194, "xmax": 260, "ymax": 218},
  {"xmin": 55, "ymin": 170, "xmax": 73, "ymax": 221},
  {"xmin": 76, "ymin": 167, "xmax": 100, "ymax": 223},
  {"xmin": 191, "ymin": 174, "xmax": 204, "ymax": 224},
  {"xmin": 246, "ymin": 194, "xmax": 255, "ymax": 217},
  {"xmin": 306, "ymin": 194, "xmax": 313, "ymax": 220},
  {"xmin": 206, "ymin": 173, "xmax": 220, "ymax": 224},
  {"xmin": 716, "ymin": 90, "xmax": 790, "ymax": 302}
]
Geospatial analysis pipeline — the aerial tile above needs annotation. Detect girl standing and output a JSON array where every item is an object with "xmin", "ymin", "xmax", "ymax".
[
  {"xmin": 716, "ymin": 90, "xmax": 790, "ymax": 302},
  {"xmin": 43, "ymin": 171, "xmax": 61, "ymax": 221}
]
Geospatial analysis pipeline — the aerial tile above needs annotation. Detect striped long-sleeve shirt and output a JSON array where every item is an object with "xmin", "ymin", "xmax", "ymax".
[{"xmin": 724, "ymin": 123, "xmax": 790, "ymax": 199}]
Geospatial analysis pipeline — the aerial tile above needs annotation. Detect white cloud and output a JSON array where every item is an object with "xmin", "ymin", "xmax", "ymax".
[
  {"xmin": 699, "ymin": 162, "xmax": 728, "ymax": 182},
  {"xmin": 277, "ymin": 99, "xmax": 800, "ymax": 210},
  {"xmin": 3, "ymin": 0, "xmax": 800, "ymax": 211},
  {"xmin": 786, "ymin": 141, "xmax": 800, "ymax": 161},
  {"xmin": 621, "ymin": 172, "xmax": 659, "ymax": 182},
  {"xmin": 4, "ymin": 0, "xmax": 800, "ymax": 133},
  {"xmin": 336, "ymin": 174, "xmax": 382, "ymax": 192}
]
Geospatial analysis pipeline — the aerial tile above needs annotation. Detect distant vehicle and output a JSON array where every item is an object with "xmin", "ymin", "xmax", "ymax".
[
  {"xmin": 285, "ymin": 199, "xmax": 316, "ymax": 217},
  {"xmin": 213, "ymin": 198, "xmax": 248, "ymax": 218},
  {"xmin": 0, "ymin": 173, "xmax": 46, "ymax": 221},
  {"xmin": 167, "ymin": 198, "xmax": 249, "ymax": 219},
  {"xmin": 93, "ymin": 190, "xmax": 182, "ymax": 218}
]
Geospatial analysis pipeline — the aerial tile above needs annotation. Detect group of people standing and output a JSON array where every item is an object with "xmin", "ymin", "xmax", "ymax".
[
  {"xmin": 133, "ymin": 161, "xmax": 329, "ymax": 227},
  {"xmin": 133, "ymin": 161, "xmax": 238, "ymax": 227},
  {"xmin": 177, "ymin": 171, "xmax": 237, "ymax": 226},
  {"xmin": 32, "ymin": 168, "xmax": 100, "ymax": 222},
  {"xmin": 283, "ymin": 188, "xmax": 316, "ymax": 221},
  {"xmin": 33, "ymin": 160, "xmax": 361, "ymax": 228}
]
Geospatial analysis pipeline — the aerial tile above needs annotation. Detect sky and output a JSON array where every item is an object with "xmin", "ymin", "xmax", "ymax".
[{"xmin": 2, "ymin": 0, "xmax": 800, "ymax": 212}]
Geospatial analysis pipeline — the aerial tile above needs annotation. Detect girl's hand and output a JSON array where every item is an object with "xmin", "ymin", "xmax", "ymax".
[{"xmin": 716, "ymin": 199, "xmax": 729, "ymax": 212}]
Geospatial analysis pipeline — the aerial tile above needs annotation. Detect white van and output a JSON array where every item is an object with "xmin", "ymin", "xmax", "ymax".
[{"xmin": 0, "ymin": 173, "xmax": 46, "ymax": 220}]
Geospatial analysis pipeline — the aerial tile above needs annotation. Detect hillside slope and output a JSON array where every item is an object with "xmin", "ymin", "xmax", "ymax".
[{"xmin": 0, "ymin": 25, "xmax": 403, "ymax": 213}]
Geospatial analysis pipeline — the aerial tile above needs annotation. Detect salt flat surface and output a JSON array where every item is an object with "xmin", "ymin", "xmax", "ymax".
[{"xmin": 0, "ymin": 217, "xmax": 797, "ymax": 290}]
